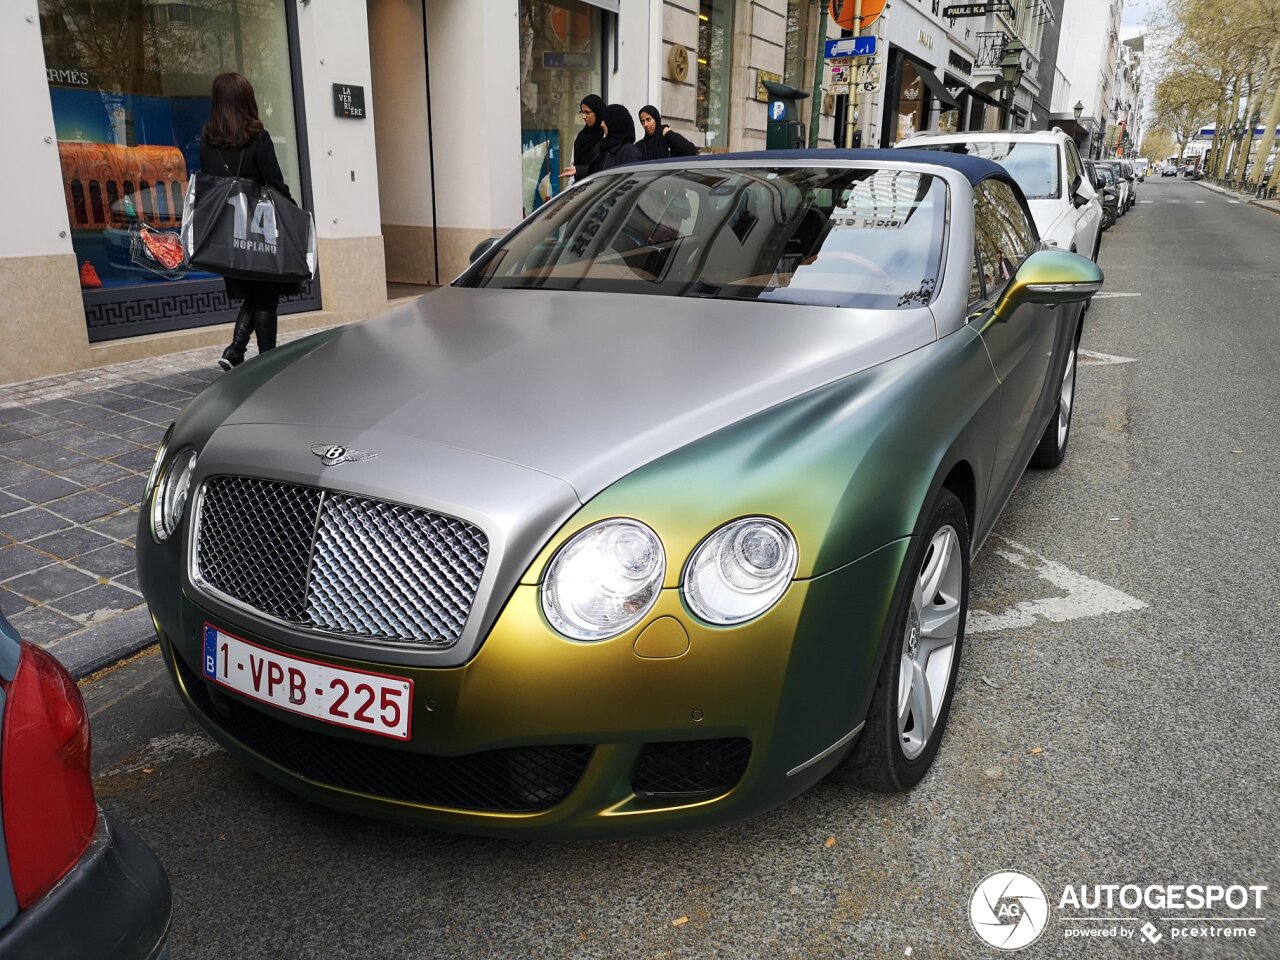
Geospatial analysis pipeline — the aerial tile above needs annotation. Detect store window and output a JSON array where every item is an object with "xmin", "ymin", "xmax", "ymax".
[
  {"xmin": 697, "ymin": 0, "xmax": 734, "ymax": 151},
  {"xmin": 519, "ymin": 0, "xmax": 604, "ymax": 213},
  {"xmin": 895, "ymin": 63, "xmax": 927, "ymax": 142},
  {"xmin": 40, "ymin": 0, "xmax": 301, "ymax": 293}
]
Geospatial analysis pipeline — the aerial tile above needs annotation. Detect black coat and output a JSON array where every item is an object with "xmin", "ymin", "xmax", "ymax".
[
  {"xmin": 589, "ymin": 104, "xmax": 643, "ymax": 174},
  {"xmin": 198, "ymin": 130, "xmax": 300, "ymax": 300},
  {"xmin": 572, "ymin": 94, "xmax": 607, "ymax": 172},
  {"xmin": 635, "ymin": 106, "xmax": 698, "ymax": 161}
]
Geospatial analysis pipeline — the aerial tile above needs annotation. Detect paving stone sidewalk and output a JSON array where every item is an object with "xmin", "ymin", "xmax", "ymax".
[{"xmin": 0, "ymin": 333, "xmax": 321, "ymax": 678}]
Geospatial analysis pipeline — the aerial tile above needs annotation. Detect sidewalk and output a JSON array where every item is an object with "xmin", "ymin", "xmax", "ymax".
[
  {"xmin": 0, "ymin": 329, "xmax": 338, "ymax": 678},
  {"xmin": 1194, "ymin": 178, "xmax": 1280, "ymax": 216}
]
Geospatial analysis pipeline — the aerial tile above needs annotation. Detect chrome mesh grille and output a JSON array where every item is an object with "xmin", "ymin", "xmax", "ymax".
[{"xmin": 195, "ymin": 477, "xmax": 488, "ymax": 648}]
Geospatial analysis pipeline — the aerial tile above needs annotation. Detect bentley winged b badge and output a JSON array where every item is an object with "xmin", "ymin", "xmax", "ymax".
[{"xmin": 311, "ymin": 444, "xmax": 378, "ymax": 467}]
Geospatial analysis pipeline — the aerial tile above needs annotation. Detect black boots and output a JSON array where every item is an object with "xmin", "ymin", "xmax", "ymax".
[
  {"xmin": 252, "ymin": 308, "xmax": 278, "ymax": 353},
  {"xmin": 217, "ymin": 304, "xmax": 279, "ymax": 371},
  {"xmin": 218, "ymin": 305, "xmax": 255, "ymax": 371}
]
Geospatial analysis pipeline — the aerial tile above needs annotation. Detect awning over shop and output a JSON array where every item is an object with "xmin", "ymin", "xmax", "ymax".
[{"xmin": 914, "ymin": 63, "xmax": 960, "ymax": 110}]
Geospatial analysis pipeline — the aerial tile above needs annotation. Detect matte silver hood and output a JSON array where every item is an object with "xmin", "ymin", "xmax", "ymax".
[{"xmin": 226, "ymin": 286, "xmax": 936, "ymax": 502}]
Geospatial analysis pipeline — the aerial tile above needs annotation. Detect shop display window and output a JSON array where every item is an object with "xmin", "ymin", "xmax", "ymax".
[
  {"xmin": 697, "ymin": 0, "xmax": 734, "ymax": 151},
  {"xmin": 895, "ymin": 64, "xmax": 926, "ymax": 143},
  {"xmin": 40, "ymin": 0, "xmax": 302, "ymax": 292},
  {"xmin": 518, "ymin": 0, "xmax": 603, "ymax": 213}
]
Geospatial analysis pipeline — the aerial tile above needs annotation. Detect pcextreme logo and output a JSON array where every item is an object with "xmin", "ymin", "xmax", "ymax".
[{"xmin": 970, "ymin": 871, "xmax": 1050, "ymax": 950}]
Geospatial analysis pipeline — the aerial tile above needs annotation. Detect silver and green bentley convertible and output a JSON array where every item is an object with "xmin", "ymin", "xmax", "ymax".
[{"xmin": 137, "ymin": 150, "xmax": 1102, "ymax": 838}]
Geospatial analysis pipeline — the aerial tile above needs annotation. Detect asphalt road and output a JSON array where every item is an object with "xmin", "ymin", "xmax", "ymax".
[{"xmin": 82, "ymin": 176, "xmax": 1279, "ymax": 960}]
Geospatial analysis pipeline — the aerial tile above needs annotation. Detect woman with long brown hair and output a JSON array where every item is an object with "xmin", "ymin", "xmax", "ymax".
[{"xmin": 200, "ymin": 72, "xmax": 299, "ymax": 370}]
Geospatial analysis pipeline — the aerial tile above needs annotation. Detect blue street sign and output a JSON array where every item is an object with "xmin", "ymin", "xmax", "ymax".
[
  {"xmin": 824, "ymin": 35, "xmax": 876, "ymax": 59},
  {"xmin": 770, "ymin": 100, "xmax": 787, "ymax": 121}
]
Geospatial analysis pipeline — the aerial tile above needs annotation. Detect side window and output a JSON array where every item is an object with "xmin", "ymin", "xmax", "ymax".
[
  {"xmin": 969, "ymin": 243, "xmax": 985, "ymax": 305},
  {"xmin": 973, "ymin": 180, "xmax": 1037, "ymax": 299},
  {"xmin": 1064, "ymin": 141, "xmax": 1084, "ymax": 191}
]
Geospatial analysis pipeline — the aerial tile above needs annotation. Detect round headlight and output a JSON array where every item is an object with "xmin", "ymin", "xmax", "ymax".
[
  {"xmin": 542, "ymin": 519, "xmax": 665, "ymax": 641},
  {"xmin": 684, "ymin": 517, "xmax": 798, "ymax": 625},
  {"xmin": 150, "ymin": 448, "xmax": 197, "ymax": 543},
  {"xmin": 144, "ymin": 423, "xmax": 174, "ymax": 501}
]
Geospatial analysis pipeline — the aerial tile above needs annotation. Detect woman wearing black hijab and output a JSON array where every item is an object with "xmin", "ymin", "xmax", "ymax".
[
  {"xmin": 635, "ymin": 105, "xmax": 698, "ymax": 161},
  {"xmin": 564, "ymin": 94, "xmax": 606, "ymax": 181},
  {"xmin": 588, "ymin": 103, "xmax": 643, "ymax": 173}
]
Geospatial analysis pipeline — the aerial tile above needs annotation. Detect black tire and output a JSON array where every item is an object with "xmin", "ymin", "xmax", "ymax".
[
  {"xmin": 833, "ymin": 489, "xmax": 970, "ymax": 792},
  {"xmin": 1029, "ymin": 331, "xmax": 1078, "ymax": 469},
  {"xmin": 1102, "ymin": 206, "xmax": 1115, "ymax": 231}
]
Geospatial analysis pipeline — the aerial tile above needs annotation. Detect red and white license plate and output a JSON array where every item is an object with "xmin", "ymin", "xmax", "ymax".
[{"xmin": 202, "ymin": 624, "xmax": 413, "ymax": 741}]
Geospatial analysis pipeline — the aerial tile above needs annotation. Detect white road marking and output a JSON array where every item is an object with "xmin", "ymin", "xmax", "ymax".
[
  {"xmin": 968, "ymin": 537, "xmax": 1147, "ymax": 635},
  {"xmin": 1229, "ymin": 200, "xmax": 1241, "ymax": 204},
  {"xmin": 1093, "ymin": 292, "xmax": 1141, "ymax": 299},
  {"xmin": 1078, "ymin": 349, "xmax": 1138, "ymax": 366},
  {"xmin": 1195, "ymin": 200, "xmax": 1206, "ymax": 204},
  {"xmin": 1140, "ymin": 200, "xmax": 1153, "ymax": 204}
]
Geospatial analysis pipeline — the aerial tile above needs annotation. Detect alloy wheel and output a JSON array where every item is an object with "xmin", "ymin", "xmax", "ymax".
[
  {"xmin": 897, "ymin": 524, "xmax": 963, "ymax": 760},
  {"xmin": 1057, "ymin": 346, "xmax": 1077, "ymax": 449}
]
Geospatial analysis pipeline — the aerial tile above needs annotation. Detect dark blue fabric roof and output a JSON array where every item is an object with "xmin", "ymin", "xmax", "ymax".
[{"xmin": 660, "ymin": 148, "xmax": 1011, "ymax": 186}]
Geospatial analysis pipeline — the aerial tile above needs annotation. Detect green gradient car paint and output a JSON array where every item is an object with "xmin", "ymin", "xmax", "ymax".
[{"xmin": 137, "ymin": 153, "xmax": 1102, "ymax": 837}]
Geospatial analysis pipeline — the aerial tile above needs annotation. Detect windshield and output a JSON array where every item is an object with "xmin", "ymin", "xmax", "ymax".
[
  {"xmin": 916, "ymin": 141, "xmax": 1061, "ymax": 200},
  {"xmin": 459, "ymin": 167, "xmax": 948, "ymax": 309}
]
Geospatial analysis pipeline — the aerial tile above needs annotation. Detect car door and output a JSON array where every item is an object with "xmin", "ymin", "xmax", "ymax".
[
  {"xmin": 969, "ymin": 180, "xmax": 1057, "ymax": 502},
  {"xmin": 1064, "ymin": 140, "xmax": 1101, "ymax": 258}
]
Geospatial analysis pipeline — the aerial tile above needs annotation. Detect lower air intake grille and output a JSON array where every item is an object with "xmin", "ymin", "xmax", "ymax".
[
  {"xmin": 175, "ymin": 652, "xmax": 591, "ymax": 813},
  {"xmin": 632, "ymin": 738, "xmax": 752, "ymax": 797}
]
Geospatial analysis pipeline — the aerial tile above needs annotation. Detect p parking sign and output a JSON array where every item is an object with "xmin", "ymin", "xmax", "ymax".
[{"xmin": 770, "ymin": 100, "xmax": 787, "ymax": 121}]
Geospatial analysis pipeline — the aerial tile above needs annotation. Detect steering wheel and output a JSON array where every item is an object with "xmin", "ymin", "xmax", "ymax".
[{"xmin": 813, "ymin": 250, "xmax": 893, "ymax": 284}]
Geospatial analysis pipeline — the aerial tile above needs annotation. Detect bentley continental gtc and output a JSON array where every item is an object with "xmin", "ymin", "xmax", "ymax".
[{"xmin": 138, "ymin": 150, "xmax": 1103, "ymax": 838}]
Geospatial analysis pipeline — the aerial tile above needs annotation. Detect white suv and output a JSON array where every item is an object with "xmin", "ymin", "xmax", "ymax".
[{"xmin": 898, "ymin": 129, "xmax": 1104, "ymax": 261}]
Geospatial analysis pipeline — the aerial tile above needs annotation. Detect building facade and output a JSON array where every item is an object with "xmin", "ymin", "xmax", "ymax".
[
  {"xmin": 1051, "ymin": 0, "xmax": 1124, "ymax": 158},
  {"xmin": 0, "ymin": 0, "xmax": 1114, "ymax": 388}
]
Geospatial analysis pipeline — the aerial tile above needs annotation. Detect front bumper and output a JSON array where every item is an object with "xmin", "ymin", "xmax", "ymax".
[
  {"xmin": 0, "ymin": 815, "xmax": 171, "ymax": 960},
  {"xmin": 151, "ymin": 540, "xmax": 910, "ymax": 839}
]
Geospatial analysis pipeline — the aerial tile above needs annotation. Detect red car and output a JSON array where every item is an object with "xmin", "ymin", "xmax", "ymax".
[{"xmin": 0, "ymin": 611, "xmax": 171, "ymax": 959}]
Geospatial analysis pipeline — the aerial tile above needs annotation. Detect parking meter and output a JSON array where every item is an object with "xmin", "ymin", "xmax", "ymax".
[{"xmin": 762, "ymin": 80, "xmax": 809, "ymax": 150}]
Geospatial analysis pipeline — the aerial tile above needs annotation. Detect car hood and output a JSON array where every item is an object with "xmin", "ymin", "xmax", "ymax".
[{"xmin": 224, "ymin": 286, "xmax": 937, "ymax": 501}]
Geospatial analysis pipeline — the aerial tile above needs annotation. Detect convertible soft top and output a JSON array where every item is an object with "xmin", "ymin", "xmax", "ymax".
[{"xmin": 650, "ymin": 148, "xmax": 1012, "ymax": 187}]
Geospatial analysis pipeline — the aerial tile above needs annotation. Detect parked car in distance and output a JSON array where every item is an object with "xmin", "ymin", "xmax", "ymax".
[
  {"xmin": 1183, "ymin": 164, "xmax": 1204, "ymax": 180},
  {"xmin": 0, "ymin": 611, "xmax": 171, "ymax": 959},
  {"xmin": 1134, "ymin": 158, "xmax": 1148, "ymax": 180},
  {"xmin": 899, "ymin": 129, "xmax": 1103, "ymax": 260},
  {"xmin": 1094, "ymin": 161, "xmax": 1129, "ymax": 215},
  {"xmin": 1119, "ymin": 160, "xmax": 1138, "ymax": 208},
  {"xmin": 1161, "ymin": 162, "xmax": 1178, "ymax": 177},
  {"xmin": 137, "ymin": 150, "xmax": 1103, "ymax": 839},
  {"xmin": 1086, "ymin": 160, "xmax": 1118, "ymax": 230}
]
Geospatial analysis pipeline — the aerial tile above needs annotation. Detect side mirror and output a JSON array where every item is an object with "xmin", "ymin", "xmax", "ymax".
[
  {"xmin": 994, "ymin": 250, "xmax": 1104, "ymax": 322},
  {"xmin": 1071, "ymin": 187, "xmax": 1091, "ymax": 208},
  {"xmin": 468, "ymin": 237, "xmax": 500, "ymax": 264},
  {"xmin": 1093, "ymin": 176, "xmax": 1105, "ymax": 191}
]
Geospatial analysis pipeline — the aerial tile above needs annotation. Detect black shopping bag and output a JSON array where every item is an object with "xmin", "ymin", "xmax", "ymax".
[{"xmin": 182, "ymin": 173, "xmax": 316, "ymax": 282}]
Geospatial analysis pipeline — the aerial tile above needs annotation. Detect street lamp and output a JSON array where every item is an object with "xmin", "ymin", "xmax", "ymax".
[
  {"xmin": 1000, "ymin": 39, "xmax": 1026, "ymax": 132},
  {"xmin": 1073, "ymin": 100, "xmax": 1084, "ymax": 122}
]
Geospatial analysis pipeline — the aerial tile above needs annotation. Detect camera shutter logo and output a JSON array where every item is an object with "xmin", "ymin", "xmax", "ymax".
[{"xmin": 969, "ymin": 871, "xmax": 1050, "ymax": 950}]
